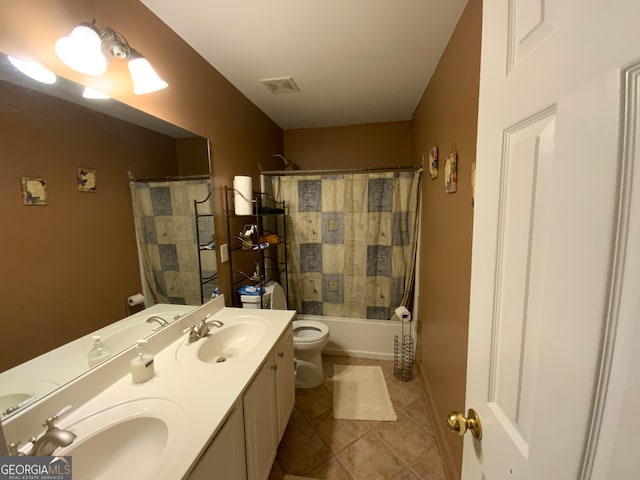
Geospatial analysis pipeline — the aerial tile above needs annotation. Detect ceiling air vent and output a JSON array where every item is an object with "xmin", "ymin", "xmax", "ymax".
[{"xmin": 260, "ymin": 76, "xmax": 300, "ymax": 94}]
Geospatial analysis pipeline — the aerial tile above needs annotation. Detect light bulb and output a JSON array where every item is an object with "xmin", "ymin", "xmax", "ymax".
[
  {"xmin": 8, "ymin": 56, "xmax": 56, "ymax": 84},
  {"xmin": 128, "ymin": 56, "xmax": 168, "ymax": 95},
  {"xmin": 55, "ymin": 24, "xmax": 107, "ymax": 75}
]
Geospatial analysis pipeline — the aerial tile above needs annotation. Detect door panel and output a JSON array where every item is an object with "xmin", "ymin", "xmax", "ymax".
[
  {"xmin": 275, "ymin": 326, "xmax": 295, "ymax": 440},
  {"xmin": 508, "ymin": 0, "xmax": 557, "ymax": 72},
  {"xmin": 492, "ymin": 109, "xmax": 555, "ymax": 450}
]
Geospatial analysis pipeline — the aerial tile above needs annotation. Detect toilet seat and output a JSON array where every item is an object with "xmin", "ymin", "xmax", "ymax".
[{"xmin": 292, "ymin": 320, "xmax": 329, "ymax": 343}]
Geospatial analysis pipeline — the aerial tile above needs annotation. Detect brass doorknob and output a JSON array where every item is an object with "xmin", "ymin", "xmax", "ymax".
[{"xmin": 446, "ymin": 408, "xmax": 482, "ymax": 440}]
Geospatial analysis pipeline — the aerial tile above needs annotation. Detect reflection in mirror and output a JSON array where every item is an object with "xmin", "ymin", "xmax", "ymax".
[
  {"xmin": 0, "ymin": 51, "xmax": 214, "ymax": 419},
  {"xmin": 130, "ymin": 175, "xmax": 217, "ymax": 306}
]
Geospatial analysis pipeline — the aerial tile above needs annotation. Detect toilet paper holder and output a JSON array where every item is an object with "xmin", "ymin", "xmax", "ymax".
[
  {"xmin": 394, "ymin": 306, "xmax": 412, "ymax": 322},
  {"xmin": 393, "ymin": 305, "xmax": 414, "ymax": 382}
]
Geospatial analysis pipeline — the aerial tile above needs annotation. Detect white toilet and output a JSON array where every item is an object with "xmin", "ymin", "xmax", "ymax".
[
  {"xmin": 240, "ymin": 281, "xmax": 330, "ymax": 388},
  {"xmin": 292, "ymin": 319, "xmax": 330, "ymax": 389}
]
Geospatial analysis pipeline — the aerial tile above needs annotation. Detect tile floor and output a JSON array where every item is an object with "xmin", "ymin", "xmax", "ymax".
[{"xmin": 268, "ymin": 355, "xmax": 447, "ymax": 480}]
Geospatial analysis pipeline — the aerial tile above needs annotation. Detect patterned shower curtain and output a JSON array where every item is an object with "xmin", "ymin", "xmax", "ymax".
[
  {"xmin": 130, "ymin": 179, "xmax": 215, "ymax": 305},
  {"xmin": 273, "ymin": 171, "xmax": 421, "ymax": 320}
]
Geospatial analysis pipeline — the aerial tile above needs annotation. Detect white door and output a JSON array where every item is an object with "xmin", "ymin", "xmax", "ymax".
[{"xmin": 461, "ymin": 1, "xmax": 640, "ymax": 479}]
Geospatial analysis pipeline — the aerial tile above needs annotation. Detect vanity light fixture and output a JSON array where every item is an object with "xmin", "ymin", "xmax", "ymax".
[
  {"xmin": 55, "ymin": 21, "xmax": 167, "ymax": 95},
  {"xmin": 8, "ymin": 56, "xmax": 56, "ymax": 84}
]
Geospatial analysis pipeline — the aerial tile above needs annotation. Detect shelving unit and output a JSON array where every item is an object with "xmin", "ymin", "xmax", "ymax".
[
  {"xmin": 224, "ymin": 186, "xmax": 288, "ymax": 308},
  {"xmin": 194, "ymin": 192, "xmax": 218, "ymax": 304}
]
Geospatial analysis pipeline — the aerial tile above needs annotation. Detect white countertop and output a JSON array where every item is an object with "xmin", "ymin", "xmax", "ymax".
[{"xmin": 3, "ymin": 299, "xmax": 295, "ymax": 479}]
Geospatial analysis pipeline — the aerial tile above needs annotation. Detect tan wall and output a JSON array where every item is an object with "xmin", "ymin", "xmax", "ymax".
[
  {"xmin": 410, "ymin": 0, "xmax": 482, "ymax": 477},
  {"xmin": 177, "ymin": 137, "xmax": 210, "ymax": 176},
  {"xmin": 0, "ymin": 1, "xmax": 282, "ymax": 366},
  {"xmin": 0, "ymin": 80, "xmax": 179, "ymax": 370},
  {"xmin": 284, "ymin": 121, "xmax": 412, "ymax": 170}
]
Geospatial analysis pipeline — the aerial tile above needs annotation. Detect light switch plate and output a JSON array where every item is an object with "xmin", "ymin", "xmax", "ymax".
[{"xmin": 220, "ymin": 243, "xmax": 229, "ymax": 263}]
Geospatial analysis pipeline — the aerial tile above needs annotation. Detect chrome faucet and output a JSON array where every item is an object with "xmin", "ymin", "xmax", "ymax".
[
  {"xmin": 184, "ymin": 314, "xmax": 224, "ymax": 343},
  {"xmin": 9, "ymin": 406, "xmax": 76, "ymax": 456},
  {"xmin": 146, "ymin": 315, "xmax": 169, "ymax": 330}
]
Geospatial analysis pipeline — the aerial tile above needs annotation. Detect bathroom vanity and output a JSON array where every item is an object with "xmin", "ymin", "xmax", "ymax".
[
  {"xmin": 188, "ymin": 326, "xmax": 295, "ymax": 480},
  {"xmin": 1, "ymin": 296, "xmax": 296, "ymax": 480}
]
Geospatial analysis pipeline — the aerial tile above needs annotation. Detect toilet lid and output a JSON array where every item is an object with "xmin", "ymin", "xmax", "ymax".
[{"xmin": 293, "ymin": 320, "xmax": 329, "ymax": 343}]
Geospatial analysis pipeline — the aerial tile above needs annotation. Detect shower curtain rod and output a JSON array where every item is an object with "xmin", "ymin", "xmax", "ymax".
[
  {"xmin": 130, "ymin": 174, "xmax": 211, "ymax": 183},
  {"xmin": 261, "ymin": 164, "xmax": 421, "ymax": 176}
]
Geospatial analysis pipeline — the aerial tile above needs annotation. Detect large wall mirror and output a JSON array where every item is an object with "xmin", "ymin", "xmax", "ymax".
[{"xmin": 0, "ymin": 51, "xmax": 215, "ymax": 419}]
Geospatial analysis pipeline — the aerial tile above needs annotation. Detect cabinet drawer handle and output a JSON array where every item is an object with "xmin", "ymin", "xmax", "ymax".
[
  {"xmin": 271, "ymin": 364, "xmax": 278, "ymax": 371},
  {"xmin": 277, "ymin": 352, "xmax": 284, "ymax": 358}
]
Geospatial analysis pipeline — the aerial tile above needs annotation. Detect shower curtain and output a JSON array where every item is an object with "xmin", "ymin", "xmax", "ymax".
[
  {"xmin": 273, "ymin": 171, "xmax": 421, "ymax": 320},
  {"xmin": 130, "ymin": 179, "xmax": 215, "ymax": 305}
]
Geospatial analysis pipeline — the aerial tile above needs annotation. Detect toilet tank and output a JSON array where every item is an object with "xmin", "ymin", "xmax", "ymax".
[{"xmin": 240, "ymin": 293, "xmax": 271, "ymax": 309}]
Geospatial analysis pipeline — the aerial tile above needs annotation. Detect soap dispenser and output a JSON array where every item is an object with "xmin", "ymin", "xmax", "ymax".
[
  {"xmin": 130, "ymin": 339, "xmax": 155, "ymax": 383},
  {"xmin": 87, "ymin": 335, "xmax": 111, "ymax": 367}
]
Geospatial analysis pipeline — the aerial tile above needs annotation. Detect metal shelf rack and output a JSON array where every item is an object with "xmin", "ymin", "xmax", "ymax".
[{"xmin": 223, "ymin": 186, "xmax": 288, "ymax": 308}]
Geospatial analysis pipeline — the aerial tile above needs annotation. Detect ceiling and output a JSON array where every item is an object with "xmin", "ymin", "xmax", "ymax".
[{"xmin": 140, "ymin": 0, "xmax": 468, "ymax": 130}]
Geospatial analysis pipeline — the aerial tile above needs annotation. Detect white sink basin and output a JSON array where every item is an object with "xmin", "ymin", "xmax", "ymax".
[
  {"xmin": 198, "ymin": 322, "xmax": 267, "ymax": 363},
  {"xmin": 176, "ymin": 317, "xmax": 268, "ymax": 365},
  {"xmin": 58, "ymin": 398, "xmax": 184, "ymax": 480}
]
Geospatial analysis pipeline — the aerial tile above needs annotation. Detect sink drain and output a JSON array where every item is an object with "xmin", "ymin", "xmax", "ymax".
[{"xmin": 215, "ymin": 357, "xmax": 227, "ymax": 363}]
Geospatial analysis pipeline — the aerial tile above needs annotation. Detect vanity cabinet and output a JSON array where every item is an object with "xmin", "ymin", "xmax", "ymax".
[
  {"xmin": 243, "ymin": 326, "xmax": 295, "ymax": 480},
  {"xmin": 186, "ymin": 399, "xmax": 246, "ymax": 480}
]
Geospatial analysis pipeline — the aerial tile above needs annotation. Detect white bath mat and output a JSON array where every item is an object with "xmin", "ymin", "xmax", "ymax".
[{"xmin": 332, "ymin": 365, "xmax": 397, "ymax": 421}]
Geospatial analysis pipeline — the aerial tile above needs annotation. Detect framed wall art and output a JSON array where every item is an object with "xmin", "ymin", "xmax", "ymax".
[
  {"xmin": 444, "ymin": 149, "xmax": 457, "ymax": 194},
  {"xmin": 77, "ymin": 168, "xmax": 97, "ymax": 192},
  {"xmin": 21, "ymin": 177, "xmax": 48, "ymax": 206},
  {"xmin": 428, "ymin": 145, "xmax": 439, "ymax": 179}
]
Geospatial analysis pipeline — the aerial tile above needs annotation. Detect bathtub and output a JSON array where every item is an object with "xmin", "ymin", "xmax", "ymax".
[{"xmin": 295, "ymin": 313, "xmax": 417, "ymax": 361}]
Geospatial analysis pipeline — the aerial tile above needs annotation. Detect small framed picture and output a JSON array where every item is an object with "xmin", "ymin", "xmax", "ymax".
[
  {"xmin": 428, "ymin": 146, "xmax": 439, "ymax": 179},
  {"xmin": 21, "ymin": 177, "xmax": 48, "ymax": 206},
  {"xmin": 444, "ymin": 151, "xmax": 458, "ymax": 194},
  {"xmin": 77, "ymin": 168, "xmax": 97, "ymax": 192}
]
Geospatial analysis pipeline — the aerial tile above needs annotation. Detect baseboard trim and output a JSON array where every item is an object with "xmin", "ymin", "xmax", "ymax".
[{"xmin": 417, "ymin": 363, "xmax": 460, "ymax": 480}]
